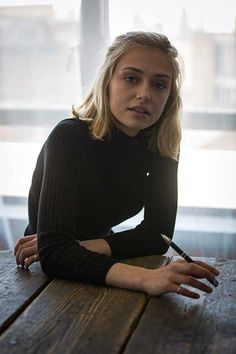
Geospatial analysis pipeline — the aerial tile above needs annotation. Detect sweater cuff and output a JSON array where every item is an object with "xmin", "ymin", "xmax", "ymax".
[{"xmin": 104, "ymin": 229, "xmax": 169, "ymax": 259}]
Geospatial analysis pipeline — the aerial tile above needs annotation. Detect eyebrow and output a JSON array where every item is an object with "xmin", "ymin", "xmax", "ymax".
[{"xmin": 121, "ymin": 66, "xmax": 172, "ymax": 81}]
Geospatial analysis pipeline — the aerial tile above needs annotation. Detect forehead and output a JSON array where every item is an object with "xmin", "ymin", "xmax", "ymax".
[{"xmin": 115, "ymin": 46, "xmax": 173, "ymax": 78}]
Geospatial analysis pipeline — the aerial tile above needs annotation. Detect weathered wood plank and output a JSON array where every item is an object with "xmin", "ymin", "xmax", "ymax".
[
  {"xmin": 123, "ymin": 255, "xmax": 170, "ymax": 268},
  {"xmin": 123, "ymin": 257, "xmax": 236, "ymax": 354},
  {"xmin": 0, "ymin": 251, "xmax": 50, "ymax": 334},
  {"xmin": 0, "ymin": 255, "xmax": 169, "ymax": 354}
]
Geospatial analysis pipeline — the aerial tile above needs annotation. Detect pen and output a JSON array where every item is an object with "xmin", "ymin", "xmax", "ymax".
[{"xmin": 161, "ymin": 234, "xmax": 219, "ymax": 287}]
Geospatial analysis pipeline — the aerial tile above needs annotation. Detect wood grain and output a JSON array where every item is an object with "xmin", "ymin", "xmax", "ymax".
[
  {"xmin": 122, "ymin": 254, "xmax": 171, "ymax": 268},
  {"xmin": 0, "ymin": 251, "xmax": 50, "ymax": 334},
  {"xmin": 0, "ymin": 255, "xmax": 169, "ymax": 354},
  {"xmin": 1, "ymin": 252, "xmax": 235, "ymax": 354},
  {"xmin": 123, "ymin": 257, "xmax": 236, "ymax": 354}
]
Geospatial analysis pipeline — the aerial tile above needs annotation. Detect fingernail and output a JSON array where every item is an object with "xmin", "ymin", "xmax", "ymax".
[
  {"xmin": 214, "ymin": 269, "xmax": 219, "ymax": 275},
  {"xmin": 211, "ymin": 278, "xmax": 219, "ymax": 287}
]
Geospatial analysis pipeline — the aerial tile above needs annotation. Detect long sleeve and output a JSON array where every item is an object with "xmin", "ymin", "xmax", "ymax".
[
  {"xmin": 26, "ymin": 118, "xmax": 178, "ymax": 281},
  {"xmin": 105, "ymin": 151, "xmax": 178, "ymax": 258},
  {"xmin": 31, "ymin": 121, "xmax": 117, "ymax": 285}
]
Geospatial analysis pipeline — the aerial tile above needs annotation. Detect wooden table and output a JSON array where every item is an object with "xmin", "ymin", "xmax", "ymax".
[{"xmin": 0, "ymin": 251, "xmax": 235, "ymax": 353}]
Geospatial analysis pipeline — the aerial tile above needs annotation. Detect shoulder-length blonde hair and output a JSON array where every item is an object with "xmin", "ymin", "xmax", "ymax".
[{"xmin": 72, "ymin": 31, "xmax": 182, "ymax": 160}]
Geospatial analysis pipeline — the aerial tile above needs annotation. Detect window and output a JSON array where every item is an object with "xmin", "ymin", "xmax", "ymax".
[
  {"xmin": 0, "ymin": 0, "xmax": 109, "ymax": 249},
  {"xmin": 0, "ymin": 0, "xmax": 235, "ymax": 258},
  {"xmin": 0, "ymin": 0, "xmax": 81, "ymax": 248},
  {"xmin": 109, "ymin": 0, "xmax": 236, "ymax": 258}
]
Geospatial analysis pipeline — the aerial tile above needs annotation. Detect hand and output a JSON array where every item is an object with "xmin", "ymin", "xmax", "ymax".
[
  {"xmin": 143, "ymin": 259, "xmax": 219, "ymax": 299},
  {"xmin": 14, "ymin": 234, "xmax": 39, "ymax": 269},
  {"xmin": 14, "ymin": 235, "xmax": 111, "ymax": 269}
]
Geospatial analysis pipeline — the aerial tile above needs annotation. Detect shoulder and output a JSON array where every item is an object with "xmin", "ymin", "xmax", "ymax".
[
  {"xmin": 46, "ymin": 118, "xmax": 91, "ymax": 147},
  {"xmin": 44, "ymin": 118, "xmax": 91, "ymax": 157},
  {"xmin": 49, "ymin": 118, "xmax": 90, "ymax": 141}
]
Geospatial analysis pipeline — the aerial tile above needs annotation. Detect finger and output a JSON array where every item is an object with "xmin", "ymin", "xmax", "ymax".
[
  {"xmin": 14, "ymin": 235, "xmax": 36, "ymax": 252},
  {"xmin": 15, "ymin": 238, "xmax": 37, "ymax": 261},
  {"xmin": 175, "ymin": 262, "xmax": 217, "ymax": 286},
  {"xmin": 18, "ymin": 246, "xmax": 38, "ymax": 268},
  {"xmin": 189, "ymin": 264, "xmax": 218, "ymax": 286},
  {"xmin": 177, "ymin": 275, "xmax": 213, "ymax": 294},
  {"xmin": 14, "ymin": 235, "xmax": 37, "ymax": 255},
  {"xmin": 194, "ymin": 260, "xmax": 219, "ymax": 276},
  {"xmin": 177, "ymin": 259, "xmax": 219, "ymax": 276},
  {"xmin": 25, "ymin": 254, "xmax": 39, "ymax": 269},
  {"xmin": 167, "ymin": 283, "xmax": 200, "ymax": 299},
  {"xmin": 172, "ymin": 259, "xmax": 219, "ymax": 277},
  {"xmin": 15, "ymin": 239, "xmax": 37, "ymax": 265},
  {"xmin": 192, "ymin": 262, "xmax": 219, "ymax": 287},
  {"xmin": 175, "ymin": 285, "xmax": 200, "ymax": 299}
]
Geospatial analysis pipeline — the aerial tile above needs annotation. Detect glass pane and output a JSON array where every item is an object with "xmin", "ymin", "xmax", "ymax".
[
  {"xmin": 110, "ymin": 0, "xmax": 236, "ymax": 258},
  {"xmin": 0, "ymin": 1, "xmax": 81, "ymax": 249}
]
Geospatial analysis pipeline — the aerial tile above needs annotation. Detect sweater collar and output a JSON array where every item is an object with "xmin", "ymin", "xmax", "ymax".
[{"xmin": 109, "ymin": 124, "xmax": 151, "ymax": 149}]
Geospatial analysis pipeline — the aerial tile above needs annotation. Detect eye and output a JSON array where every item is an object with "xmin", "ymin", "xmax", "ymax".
[
  {"xmin": 153, "ymin": 81, "xmax": 168, "ymax": 90},
  {"xmin": 124, "ymin": 75, "xmax": 138, "ymax": 83}
]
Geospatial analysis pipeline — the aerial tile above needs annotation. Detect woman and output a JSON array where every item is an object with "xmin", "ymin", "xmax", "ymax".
[{"xmin": 14, "ymin": 31, "xmax": 219, "ymax": 298}]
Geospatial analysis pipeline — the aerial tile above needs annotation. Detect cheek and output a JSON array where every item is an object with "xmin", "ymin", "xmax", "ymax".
[
  {"xmin": 109, "ymin": 87, "xmax": 126, "ymax": 113},
  {"xmin": 152, "ymin": 95, "xmax": 170, "ymax": 120},
  {"xmin": 159, "ymin": 92, "xmax": 171, "ymax": 111},
  {"xmin": 109, "ymin": 92, "xmax": 118, "ymax": 114},
  {"xmin": 108, "ymin": 86, "xmax": 116, "ymax": 112},
  {"xmin": 162, "ymin": 97, "xmax": 170, "ymax": 111},
  {"xmin": 109, "ymin": 96, "xmax": 123, "ymax": 120},
  {"xmin": 153, "ymin": 98, "xmax": 166, "ymax": 114}
]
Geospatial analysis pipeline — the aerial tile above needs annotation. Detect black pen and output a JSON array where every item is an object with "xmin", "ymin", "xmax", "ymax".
[{"xmin": 161, "ymin": 234, "xmax": 219, "ymax": 287}]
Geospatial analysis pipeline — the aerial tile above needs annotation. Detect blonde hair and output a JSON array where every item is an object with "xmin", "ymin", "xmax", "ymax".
[{"xmin": 72, "ymin": 31, "xmax": 182, "ymax": 160}]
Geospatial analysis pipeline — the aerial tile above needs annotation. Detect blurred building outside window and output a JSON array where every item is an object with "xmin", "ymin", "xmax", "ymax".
[{"xmin": 0, "ymin": 0, "xmax": 235, "ymax": 258}]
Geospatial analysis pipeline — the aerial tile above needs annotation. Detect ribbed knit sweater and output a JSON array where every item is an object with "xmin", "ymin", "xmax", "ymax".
[{"xmin": 25, "ymin": 118, "xmax": 178, "ymax": 285}]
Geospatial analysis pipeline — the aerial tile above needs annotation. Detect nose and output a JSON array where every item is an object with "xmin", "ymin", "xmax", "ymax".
[{"xmin": 136, "ymin": 82, "xmax": 151, "ymax": 102}]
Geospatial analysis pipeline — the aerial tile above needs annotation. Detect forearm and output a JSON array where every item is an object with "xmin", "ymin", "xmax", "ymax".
[
  {"xmin": 80, "ymin": 240, "xmax": 151, "ymax": 293},
  {"xmin": 105, "ymin": 227, "xmax": 169, "ymax": 259},
  {"xmin": 105, "ymin": 262, "xmax": 150, "ymax": 292},
  {"xmin": 105, "ymin": 260, "xmax": 219, "ymax": 298},
  {"xmin": 79, "ymin": 239, "xmax": 111, "ymax": 257},
  {"xmin": 39, "ymin": 234, "xmax": 116, "ymax": 285}
]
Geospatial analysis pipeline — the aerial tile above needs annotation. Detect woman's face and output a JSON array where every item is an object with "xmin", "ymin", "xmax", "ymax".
[{"xmin": 109, "ymin": 46, "xmax": 173, "ymax": 137}]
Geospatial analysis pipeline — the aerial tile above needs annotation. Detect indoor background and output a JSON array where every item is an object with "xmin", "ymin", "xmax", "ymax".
[{"xmin": 0, "ymin": 0, "xmax": 235, "ymax": 258}]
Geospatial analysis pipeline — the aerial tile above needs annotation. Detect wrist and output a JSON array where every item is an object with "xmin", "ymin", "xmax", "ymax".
[
  {"xmin": 105, "ymin": 262, "xmax": 151, "ymax": 293},
  {"xmin": 79, "ymin": 239, "xmax": 111, "ymax": 256}
]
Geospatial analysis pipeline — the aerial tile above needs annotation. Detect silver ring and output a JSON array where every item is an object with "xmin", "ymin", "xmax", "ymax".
[{"xmin": 176, "ymin": 285, "xmax": 182, "ymax": 295}]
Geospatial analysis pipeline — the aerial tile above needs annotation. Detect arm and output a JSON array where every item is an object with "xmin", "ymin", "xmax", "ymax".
[
  {"xmin": 104, "ymin": 151, "xmax": 178, "ymax": 258},
  {"xmin": 14, "ymin": 235, "xmax": 111, "ymax": 268},
  {"xmin": 79, "ymin": 239, "xmax": 111, "ymax": 256},
  {"xmin": 28, "ymin": 121, "xmax": 117, "ymax": 285},
  {"xmin": 14, "ymin": 232, "xmax": 219, "ymax": 299},
  {"xmin": 14, "ymin": 232, "xmax": 220, "ymax": 299},
  {"xmin": 16, "ymin": 149, "xmax": 177, "ymax": 267},
  {"xmin": 105, "ymin": 259, "xmax": 219, "ymax": 299}
]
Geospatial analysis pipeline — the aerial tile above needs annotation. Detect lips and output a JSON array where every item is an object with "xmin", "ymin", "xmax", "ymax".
[{"xmin": 128, "ymin": 106, "xmax": 150, "ymax": 115}]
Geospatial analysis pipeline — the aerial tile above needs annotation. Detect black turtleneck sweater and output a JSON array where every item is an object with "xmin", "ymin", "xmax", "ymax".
[{"xmin": 25, "ymin": 118, "xmax": 178, "ymax": 285}]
